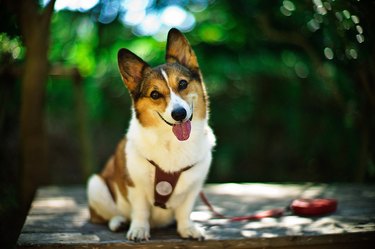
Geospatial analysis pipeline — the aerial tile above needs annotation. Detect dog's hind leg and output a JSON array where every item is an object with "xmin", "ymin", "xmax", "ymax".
[{"xmin": 87, "ymin": 175, "xmax": 126, "ymax": 229}]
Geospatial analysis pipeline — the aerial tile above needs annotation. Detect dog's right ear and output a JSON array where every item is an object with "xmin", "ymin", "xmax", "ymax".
[
  {"xmin": 118, "ymin": 48, "xmax": 151, "ymax": 95},
  {"xmin": 166, "ymin": 28, "xmax": 199, "ymax": 71}
]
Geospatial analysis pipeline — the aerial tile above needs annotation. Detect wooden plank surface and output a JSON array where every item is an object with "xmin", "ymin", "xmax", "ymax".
[{"xmin": 17, "ymin": 183, "xmax": 375, "ymax": 248}]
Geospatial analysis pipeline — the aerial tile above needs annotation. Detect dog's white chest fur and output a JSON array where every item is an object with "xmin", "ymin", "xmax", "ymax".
[
  {"xmin": 128, "ymin": 116, "xmax": 214, "ymax": 170},
  {"xmin": 112, "ymin": 116, "xmax": 215, "ymax": 236}
]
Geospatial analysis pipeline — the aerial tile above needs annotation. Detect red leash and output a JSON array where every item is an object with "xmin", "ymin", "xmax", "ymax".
[
  {"xmin": 199, "ymin": 192, "xmax": 337, "ymax": 222},
  {"xmin": 199, "ymin": 191, "xmax": 226, "ymax": 219},
  {"xmin": 199, "ymin": 192, "xmax": 284, "ymax": 221}
]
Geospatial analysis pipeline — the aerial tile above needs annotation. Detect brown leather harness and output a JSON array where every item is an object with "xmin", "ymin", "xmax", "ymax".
[
  {"xmin": 147, "ymin": 161, "xmax": 288, "ymax": 222},
  {"xmin": 148, "ymin": 160, "xmax": 193, "ymax": 209}
]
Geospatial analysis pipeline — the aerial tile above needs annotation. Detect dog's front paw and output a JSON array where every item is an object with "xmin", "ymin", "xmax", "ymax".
[
  {"xmin": 127, "ymin": 226, "xmax": 150, "ymax": 242},
  {"xmin": 178, "ymin": 224, "xmax": 205, "ymax": 241}
]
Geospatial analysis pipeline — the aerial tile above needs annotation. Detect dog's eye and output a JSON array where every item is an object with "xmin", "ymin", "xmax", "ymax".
[
  {"xmin": 150, "ymin": 91, "xmax": 161, "ymax": 100},
  {"xmin": 178, "ymin": 79, "xmax": 188, "ymax": 91}
]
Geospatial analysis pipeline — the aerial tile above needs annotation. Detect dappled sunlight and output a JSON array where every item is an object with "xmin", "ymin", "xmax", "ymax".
[
  {"xmin": 280, "ymin": 216, "xmax": 313, "ymax": 227},
  {"xmin": 32, "ymin": 197, "xmax": 77, "ymax": 209},
  {"xmin": 23, "ymin": 187, "xmax": 90, "ymax": 230},
  {"xmin": 241, "ymin": 215, "xmax": 323, "ymax": 237},
  {"xmin": 191, "ymin": 210, "xmax": 213, "ymax": 222},
  {"xmin": 204, "ymin": 183, "xmax": 308, "ymax": 198},
  {"xmin": 25, "ymin": 194, "xmax": 89, "ymax": 229},
  {"xmin": 193, "ymin": 183, "xmax": 328, "ymax": 227},
  {"xmin": 244, "ymin": 217, "xmax": 280, "ymax": 230},
  {"xmin": 191, "ymin": 183, "xmax": 375, "ymax": 239},
  {"xmin": 203, "ymin": 208, "xmax": 373, "ymax": 238}
]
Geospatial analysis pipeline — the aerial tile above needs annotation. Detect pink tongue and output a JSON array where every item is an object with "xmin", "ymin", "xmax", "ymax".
[{"xmin": 172, "ymin": 120, "xmax": 191, "ymax": 141}]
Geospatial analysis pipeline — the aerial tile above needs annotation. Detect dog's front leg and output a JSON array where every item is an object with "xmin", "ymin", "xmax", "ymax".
[
  {"xmin": 175, "ymin": 189, "xmax": 205, "ymax": 240},
  {"xmin": 127, "ymin": 191, "xmax": 151, "ymax": 241}
]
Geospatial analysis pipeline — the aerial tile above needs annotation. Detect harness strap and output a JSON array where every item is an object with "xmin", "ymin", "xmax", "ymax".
[{"xmin": 148, "ymin": 160, "xmax": 193, "ymax": 209}]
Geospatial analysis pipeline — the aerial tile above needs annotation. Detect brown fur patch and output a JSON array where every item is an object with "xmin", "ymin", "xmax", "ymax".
[
  {"xmin": 100, "ymin": 139, "xmax": 134, "ymax": 203},
  {"xmin": 89, "ymin": 206, "xmax": 107, "ymax": 224},
  {"xmin": 134, "ymin": 70, "xmax": 171, "ymax": 127}
]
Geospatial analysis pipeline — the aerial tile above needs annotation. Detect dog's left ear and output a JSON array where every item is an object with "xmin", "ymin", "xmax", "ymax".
[
  {"xmin": 118, "ymin": 48, "xmax": 151, "ymax": 96},
  {"xmin": 166, "ymin": 28, "xmax": 199, "ymax": 71}
]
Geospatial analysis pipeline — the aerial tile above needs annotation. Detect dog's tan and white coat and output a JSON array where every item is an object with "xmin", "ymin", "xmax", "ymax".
[{"xmin": 87, "ymin": 28, "xmax": 215, "ymax": 241}]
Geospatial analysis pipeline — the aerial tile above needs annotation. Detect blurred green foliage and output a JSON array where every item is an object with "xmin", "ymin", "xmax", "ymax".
[{"xmin": 1, "ymin": 0, "xmax": 375, "ymax": 186}]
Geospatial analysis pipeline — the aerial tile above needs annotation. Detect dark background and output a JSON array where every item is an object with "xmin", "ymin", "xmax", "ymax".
[{"xmin": 1, "ymin": 0, "xmax": 375, "ymax": 248}]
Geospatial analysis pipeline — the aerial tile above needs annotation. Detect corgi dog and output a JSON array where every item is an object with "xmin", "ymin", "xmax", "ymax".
[{"xmin": 87, "ymin": 28, "xmax": 215, "ymax": 241}]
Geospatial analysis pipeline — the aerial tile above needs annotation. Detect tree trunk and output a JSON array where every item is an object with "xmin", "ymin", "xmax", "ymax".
[{"xmin": 18, "ymin": 0, "xmax": 56, "ymax": 206}]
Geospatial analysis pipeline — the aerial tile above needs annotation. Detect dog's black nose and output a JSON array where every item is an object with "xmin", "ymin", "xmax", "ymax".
[{"xmin": 171, "ymin": 107, "xmax": 187, "ymax": 121}]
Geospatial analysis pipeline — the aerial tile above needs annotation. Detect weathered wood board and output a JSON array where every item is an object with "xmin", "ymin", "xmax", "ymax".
[{"xmin": 17, "ymin": 183, "xmax": 375, "ymax": 248}]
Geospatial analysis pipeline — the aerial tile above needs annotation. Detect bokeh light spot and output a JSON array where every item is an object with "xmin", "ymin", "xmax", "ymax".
[
  {"xmin": 356, "ymin": 34, "xmax": 365, "ymax": 43},
  {"xmin": 356, "ymin": 25, "xmax": 363, "ymax": 34},
  {"xmin": 161, "ymin": 5, "xmax": 187, "ymax": 27},
  {"xmin": 351, "ymin": 15, "xmax": 360, "ymax": 24},
  {"xmin": 294, "ymin": 61, "xmax": 309, "ymax": 78},
  {"xmin": 43, "ymin": 0, "xmax": 99, "ymax": 12},
  {"xmin": 324, "ymin": 47, "xmax": 334, "ymax": 60},
  {"xmin": 283, "ymin": 0, "xmax": 295, "ymax": 12},
  {"xmin": 343, "ymin": 10, "xmax": 351, "ymax": 19}
]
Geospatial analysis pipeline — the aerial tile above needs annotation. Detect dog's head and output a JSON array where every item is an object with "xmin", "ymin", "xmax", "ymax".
[{"xmin": 118, "ymin": 28, "xmax": 208, "ymax": 141}]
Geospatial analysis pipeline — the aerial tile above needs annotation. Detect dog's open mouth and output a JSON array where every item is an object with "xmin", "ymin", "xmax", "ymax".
[{"xmin": 157, "ymin": 112, "xmax": 193, "ymax": 141}]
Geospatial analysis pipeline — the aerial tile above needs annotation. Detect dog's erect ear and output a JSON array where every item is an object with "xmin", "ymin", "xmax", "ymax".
[
  {"xmin": 166, "ymin": 28, "xmax": 199, "ymax": 70},
  {"xmin": 118, "ymin": 48, "xmax": 151, "ymax": 94}
]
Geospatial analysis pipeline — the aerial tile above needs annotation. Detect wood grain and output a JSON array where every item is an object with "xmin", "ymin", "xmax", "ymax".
[{"xmin": 17, "ymin": 184, "xmax": 375, "ymax": 248}]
